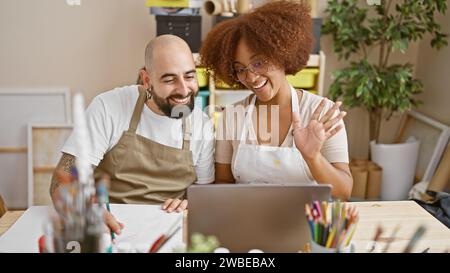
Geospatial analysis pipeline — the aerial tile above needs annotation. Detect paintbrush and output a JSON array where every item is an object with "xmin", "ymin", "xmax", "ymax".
[
  {"xmin": 382, "ymin": 225, "xmax": 400, "ymax": 253},
  {"xmin": 368, "ymin": 225, "xmax": 383, "ymax": 253},
  {"xmin": 403, "ymin": 225, "xmax": 426, "ymax": 253},
  {"xmin": 149, "ymin": 217, "xmax": 182, "ymax": 253}
]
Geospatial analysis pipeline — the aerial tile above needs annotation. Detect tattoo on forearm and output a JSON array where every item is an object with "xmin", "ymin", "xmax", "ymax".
[
  {"xmin": 61, "ymin": 153, "xmax": 76, "ymax": 173},
  {"xmin": 50, "ymin": 153, "xmax": 75, "ymax": 197}
]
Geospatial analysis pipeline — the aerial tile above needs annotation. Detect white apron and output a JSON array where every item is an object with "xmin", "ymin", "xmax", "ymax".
[{"xmin": 232, "ymin": 86, "xmax": 317, "ymax": 185}]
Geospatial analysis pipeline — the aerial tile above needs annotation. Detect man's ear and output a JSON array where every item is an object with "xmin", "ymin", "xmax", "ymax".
[{"xmin": 139, "ymin": 68, "xmax": 151, "ymax": 89}]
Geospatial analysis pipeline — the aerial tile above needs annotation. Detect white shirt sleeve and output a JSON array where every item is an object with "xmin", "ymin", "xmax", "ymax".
[
  {"xmin": 61, "ymin": 96, "xmax": 112, "ymax": 166},
  {"xmin": 194, "ymin": 114, "xmax": 215, "ymax": 184},
  {"xmin": 320, "ymin": 100, "xmax": 349, "ymax": 164}
]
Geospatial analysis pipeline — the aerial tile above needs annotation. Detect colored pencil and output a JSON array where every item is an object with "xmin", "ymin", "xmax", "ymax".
[{"xmin": 305, "ymin": 201, "xmax": 359, "ymax": 250}]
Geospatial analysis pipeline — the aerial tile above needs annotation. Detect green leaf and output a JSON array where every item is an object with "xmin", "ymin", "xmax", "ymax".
[
  {"xmin": 392, "ymin": 39, "xmax": 408, "ymax": 53},
  {"xmin": 323, "ymin": 0, "xmax": 442, "ymax": 130}
]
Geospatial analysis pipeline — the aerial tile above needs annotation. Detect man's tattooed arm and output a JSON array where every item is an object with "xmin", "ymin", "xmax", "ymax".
[{"xmin": 49, "ymin": 152, "xmax": 76, "ymax": 201}]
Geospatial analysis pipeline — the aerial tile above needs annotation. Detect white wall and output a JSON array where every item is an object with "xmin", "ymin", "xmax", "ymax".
[
  {"xmin": 416, "ymin": 11, "xmax": 450, "ymax": 126},
  {"xmin": 0, "ymin": 0, "xmax": 155, "ymax": 103}
]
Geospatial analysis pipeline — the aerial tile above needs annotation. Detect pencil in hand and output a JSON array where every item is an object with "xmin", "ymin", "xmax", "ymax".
[{"xmin": 96, "ymin": 175, "xmax": 116, "ymax": 241}]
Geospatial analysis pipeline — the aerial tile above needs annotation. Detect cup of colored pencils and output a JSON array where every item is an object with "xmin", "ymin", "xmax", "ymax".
[{"xmin": 305, "ymin": 200, "xmax": 358, "ymax": 253}]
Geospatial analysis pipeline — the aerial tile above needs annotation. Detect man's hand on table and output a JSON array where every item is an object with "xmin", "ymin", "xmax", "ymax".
[{"xmin": 162, "ymin": 198, "xmax": 188, "ymax": 213}]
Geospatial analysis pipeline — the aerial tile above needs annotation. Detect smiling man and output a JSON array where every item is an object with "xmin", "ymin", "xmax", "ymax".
[{"xmin": 50, "ymin": 35, "xmax": 214, "ymax": 234}]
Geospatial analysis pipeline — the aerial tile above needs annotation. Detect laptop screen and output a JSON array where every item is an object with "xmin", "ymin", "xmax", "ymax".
[{"xmin": 187, "ymin": 184, "xmax": 332, "ymax": 252}]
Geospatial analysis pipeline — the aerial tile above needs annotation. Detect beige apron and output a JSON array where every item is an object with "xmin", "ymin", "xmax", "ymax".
[{"xmin": 94, "ymin": 86, "xmax": 197, "ymax": 204}]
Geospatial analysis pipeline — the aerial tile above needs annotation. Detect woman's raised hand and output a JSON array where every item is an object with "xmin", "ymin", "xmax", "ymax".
[{"xmin": 292, "ymin": 99, "xmax": 346, "ymax": 160}]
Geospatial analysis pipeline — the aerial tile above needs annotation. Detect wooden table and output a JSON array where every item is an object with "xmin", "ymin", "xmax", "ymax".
[
  {"xmin": 351, "ymin": 201, "xmax": 449, "ymax": 253},
  {"xmin": 1, "ymin": 201, "xmax": 449, "ymax": 253}
]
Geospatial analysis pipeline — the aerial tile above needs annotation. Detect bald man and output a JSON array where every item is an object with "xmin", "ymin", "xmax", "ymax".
[{"xmin": 50, "ymin": 35, "xmax": 214, "ymax": 234}]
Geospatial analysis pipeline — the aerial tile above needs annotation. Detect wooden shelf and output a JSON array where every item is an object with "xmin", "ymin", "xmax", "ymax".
[
  {"xmin": 306, "ymin": 54, "xmax": 320, "ymax": 67},
  {"xmin": 193, "ymin": 53, "xmax": 201, "ymax": 66},
  {"xmin": 214, "ymin": 90, "xmax": 252, "ymax": 94},
  {"xmin": 0, "ymin": 147, "xmax": 27, "ymax": 153},
  {"xmin": 214, "ymin": 90, "xmax": 252, "ymax": 108}
]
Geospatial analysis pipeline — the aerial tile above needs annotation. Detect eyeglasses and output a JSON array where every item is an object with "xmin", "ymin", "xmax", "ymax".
[{"xmin": 232, "ymin": 59, "xmax": 270, "ymax": 82}]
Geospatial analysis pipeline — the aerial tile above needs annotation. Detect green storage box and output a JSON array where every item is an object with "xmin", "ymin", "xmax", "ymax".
[
  {"xmin": 215, "ymin": 79, "xmax": 232, "ymax": 89},
  {"xmin": 195, "ymin": 90, "xmax": 210, "ymax": 110},
  {"xmin": 286, "ymin": 68, "xmax": 319, "ymax": 89},
  {"xmin": 196, "ymin": 67, "xmax": 208, "ymax": 88}
]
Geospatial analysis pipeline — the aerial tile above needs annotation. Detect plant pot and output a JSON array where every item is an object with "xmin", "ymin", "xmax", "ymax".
[{"xmin": 370, "ymin": 139, "xmax": 420, "ymax": 201}]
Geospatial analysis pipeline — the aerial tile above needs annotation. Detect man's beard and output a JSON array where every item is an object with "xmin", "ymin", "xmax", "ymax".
[{"xmin": 149, "ymin": 86, "xmax": 196, "ymax": 119}]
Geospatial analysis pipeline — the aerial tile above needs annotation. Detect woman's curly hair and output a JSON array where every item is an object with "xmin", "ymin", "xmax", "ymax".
[{"xmin": 200, "ymin": 0, "xmax": 313, "ymax": 88}]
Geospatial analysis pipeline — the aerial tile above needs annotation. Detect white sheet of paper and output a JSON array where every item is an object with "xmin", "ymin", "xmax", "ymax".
[
  {"xmin": 109, "ymin": 204, "xmax": 184, "ymax": 253},
  {"xmin": 0, "ymin": 204, "xmax": 184, "ymax": 253}
]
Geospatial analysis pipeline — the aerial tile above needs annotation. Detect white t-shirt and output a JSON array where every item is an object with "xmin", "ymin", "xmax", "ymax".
[{"xmin": 62, "ymin": 85, "xmax": 215, "ymax": 184}]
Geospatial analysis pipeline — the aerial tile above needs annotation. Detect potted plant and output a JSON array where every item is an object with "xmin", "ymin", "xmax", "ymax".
[{"xmin": 322, "ymin": 0, "xmax": 448, "ymax": 200}]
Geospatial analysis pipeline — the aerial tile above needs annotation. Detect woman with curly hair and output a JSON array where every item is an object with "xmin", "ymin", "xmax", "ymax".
[{"xmin": 200, "ymin": 1, "xmax": 353, "ymax": 199}]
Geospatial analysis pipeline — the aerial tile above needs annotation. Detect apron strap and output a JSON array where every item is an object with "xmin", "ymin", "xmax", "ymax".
[
  {"xmin": 288, "ymin": 86, "xmax": 300, "ymax": 147},
  {"xmin": 291, "ymin": 85, "xmax": 300, "ymax": 113},
  {"xmin": 182, "ymin": 116, "xmax": 191, "ymax": 151},
  {"xmin": 128, "ymin": 86, "xmax": 148, "ymax": 134}
]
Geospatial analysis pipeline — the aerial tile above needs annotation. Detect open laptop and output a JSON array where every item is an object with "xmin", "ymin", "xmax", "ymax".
[{"xmin": 187, "ymin": 184, "xmax": 332, "ymax": 253}]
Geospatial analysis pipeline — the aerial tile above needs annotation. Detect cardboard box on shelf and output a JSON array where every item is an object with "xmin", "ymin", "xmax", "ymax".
[
  {"xmin": 366, "ymin": 162, "xmax": 382, "ymax": 200},
  {"xmin": 349, "ymin": 159, "xmax": 382, "ymax": 200},
  {"xmin": 350, "ymin": 165, "xmax": 368, "ymax": 199}
]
